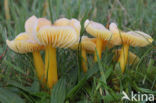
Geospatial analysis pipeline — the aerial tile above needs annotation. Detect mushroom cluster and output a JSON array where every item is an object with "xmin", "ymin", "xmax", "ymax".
[
  {"xmin": 7, "ymin": 16, "xmax": 80, "ymax": 89},
  {"xmin": 85, "ymin": 20, "xmax": 153, "ymax": 73},
  {"xmin": 6, "ymin": 16, "xmax": 153, "ymax": 89}
]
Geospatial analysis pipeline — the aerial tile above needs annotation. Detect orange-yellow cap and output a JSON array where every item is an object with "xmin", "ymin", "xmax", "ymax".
[
  {"xmin": 25, "ymin": 15, "xmax": 51, "ymax": 34},
  {"xmin": 84, "ymin": 19, "xmax": 112, "ymax": 40},
  {"xmin": 25, "ymin": 15, "xmax": 38, "ymax": 33},
  {"xmin": 6, "ymin": 32, "xmax": 44, "ymax": 53},
  {"xmin": 7, "ymin": 15, "xmax": 51, "ymax": 53},
  {"xmin": 109, "ymin": 23, "xmax": 153, "ymax": 47},
  {"xmin": 54, "ymin": 18, "xmax": 81, "ymax": 37},
  {"xmin": 37, "ymin": 25, "xmax": 78, "ymax": 48},
  {"xmin": 36, "ymin": 18, "xmax": 51, "ymax": 32}
]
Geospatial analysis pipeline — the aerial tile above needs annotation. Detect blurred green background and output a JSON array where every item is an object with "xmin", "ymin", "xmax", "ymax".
[{"xmin": 0, "ymin": 0, "xmax": 155, "ymax": 103}]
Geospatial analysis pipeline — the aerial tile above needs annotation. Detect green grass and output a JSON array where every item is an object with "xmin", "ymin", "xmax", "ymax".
[{"xmin": 0, "ymin": 0, "xmax": 156, "ymax": 103}]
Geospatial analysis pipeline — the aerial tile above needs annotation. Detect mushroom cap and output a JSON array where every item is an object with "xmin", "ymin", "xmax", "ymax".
[
  {"xmin": 70, "ymin": 36, "xmax": 96, "ymax": 53},
  {"xmin": 25, "ymin": 15, "xmax": 38, "ymax": 33},
  {"xmin": 25, "ymin": 15, "xmax": 52, "ymax": 43},
  {"xmin": 6, "ymin": 32, "xmax": 44, "ymax": 53},
  {"xmin": 113, "ymin": 49, "xmax": 140, "ymax": 65},
  {"xmin": 84, "ymin": 19, "xmax": 112, "ymax": 40},
  {"xmin": 37, "ymin": 25, "xmax": 78, "ymax": 48},
  {"xmin": 54, "ymin": 18, "xmax": 81, "ymax": 37},
  {"xmin": 25, "ymin": 15, "xmax": 51, "ymax": 34},
  {"xmin": 7, "ymin": 16, "xmax": 51, "ymax": 54},
  {"xmin": 36, "ymin": 18, "xmax": 52, "ymax": 32},
  {"xmin": 109, "ymin": 23, "xmax": 153, "ymax": 47},
  {"xmin": 54, "ymin": 18, "xmax": 69, "ymax": 26}
]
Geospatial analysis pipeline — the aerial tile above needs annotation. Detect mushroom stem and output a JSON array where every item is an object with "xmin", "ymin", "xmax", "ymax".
[
  {"xmin": 81, "ymin": 49, "xmax": 87, "ymax": 72},
  {"xmin": 32, "ymin": 51, "xmax": 45, "ymax": 85},
  {"xmin": 94, "ymin": 38, "xmax": 103, "ymax": 62},
  {"xmin": 118, "ymin": 44, "xmax": 129, "ymax": 73},
  {"xmin": 45, "ymin": 45, "xmax": 58, "ymax": 88},
  {"xmin": 102, "ymin": 41, "xmax": 107, "ymax": 50}
]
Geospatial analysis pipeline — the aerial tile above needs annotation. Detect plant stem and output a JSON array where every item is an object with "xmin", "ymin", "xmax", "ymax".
[
  {"xmin": 48, "ymin": 0, "xmax": 53, "ymax": 23},
  {"xmin": 43, "ymin": 0, "xmax": 48, "ymax": 16},
  {"xmin": 4, "ymin": 0, "xmax": 10, "ymax": 20}
]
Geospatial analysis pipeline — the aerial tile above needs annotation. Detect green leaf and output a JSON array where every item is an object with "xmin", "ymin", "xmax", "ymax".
[
  {"xmin": 7, "ymin": 80, "xmax": 33, "ymax": 94},
  {"xmin": 0, "ymin": 88, "xmax": 25, "ymax": 103},
  {"xmin": 50, "ymin": 78, "xmax": 66, "ymax": 103}
]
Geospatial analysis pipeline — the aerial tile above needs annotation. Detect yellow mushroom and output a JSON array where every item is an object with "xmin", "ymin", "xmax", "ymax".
[
  {"xmin": 84, "ymin": 20, "xmax": 112, "ymax": 61},
  {"xmin": 6, "ymin": 15, "xmax": 51, "ymax": 86},
  {"xmin": 109, "ymin": 23, "xmax": 153, "ymax": 73},
  {"xmin": 70, "ymin": 36, "xmax": 96, "ymax": 72},
  {"xmin": 37, "ymin": 23, "xmax": 78, "ymax": 88},
  {"xmin": 113, "ymin": 49, "xmax": 140, "ymax": 65},
  {"xmin": 38, "ymin": 18, "xmax": 80, "ymax": 88},
  {"xmin": 6, "ymin": 33, "xmax": 45, "ymax": 84}
]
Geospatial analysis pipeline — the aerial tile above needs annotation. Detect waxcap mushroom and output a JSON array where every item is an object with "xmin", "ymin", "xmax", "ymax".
[
  {"xmin": 6, "ymin": 32, "xmax": 46, "ymax": 86},
  {"xmin": 113, "ymin": 49, "xmax": 140, "ymax": 65},
  {"xmin": 109, "ymin": 22, "xmax": 153, "ymax": 73},
  {"xmin": 84, "ymin": 19, "xmax": 113, "ymax": 61},
  {"xmin": 25, "ymin": 15, "xmax": 51, "ymax": 42},
  {"xmin": 54, "ymin": 18, "xmax": 81, "ymax": 37},
  {"xmin": 84, "ymin": 19, "xmax": 112, "ymax": 40},
  {"xmin": 37, "ymin": 25, "xmax": 78, "ymax": 48},
  {"xmin": 70, "ymin": 36, "xmax": 96, "ymax": 53},
  {"xmin": 25, "ymin": 15, "xmax": 38, "ymax": 33},
  {"xmin": 25, "ymin": 15, "xmax": 51, "ymax": 34},
  {"xmin": 6, "ymin": 15, "xmax": 52, "ymax": 87},
  {"xmin": 109, "ymin": 23, "xmax": 153, "ymax": 46},
  {"xmin": 7, "ymin": 15, "xmax": 52, "ymax": 53},
  {"xmin": 36, "ymin": 23, "xmax": 79, "ymax": 88},
  {"xmin": 6, "ymin": 33, "xmax": 44, "ymax": 53}
]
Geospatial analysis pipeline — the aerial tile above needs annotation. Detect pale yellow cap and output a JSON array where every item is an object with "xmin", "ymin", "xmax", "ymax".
[
  {"xmin": 84, "ymin": 19, "xmax": 112, "ymax": 40},
  {"xmin": 7, "ymin": 16, "xmax": 52, "ymax": 53},
  {"xmin": 54, "ymin": 18, "xmax": 69, "ymax": 26},
  {"xmin": 36, "ymin": 18, "xmax": 51, "ymax": 32},
  {"xmin": 25, "ymin": 15, "xmax": 51, "ymax": 34},
  {"xmin": 70, "ymin": 36, "xmax": 96, "ymax": 53},
  {"xmin": 37, "ymin": 25, "xmax": 78, "ymax": 48},
  {"xmin": 6, "ymin": 32, "xmax": 44, "ymax": 53},
  {"xmin": 25, "ymin": 15, "xmax": 38, "ymax": 33},
  {"xmin": 54, "ymin": 18, "xmax": 81, "ymax": 37},
  {"xmin": 109, "ymin": 23, "xmax": 153, "ymax": 47}
]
